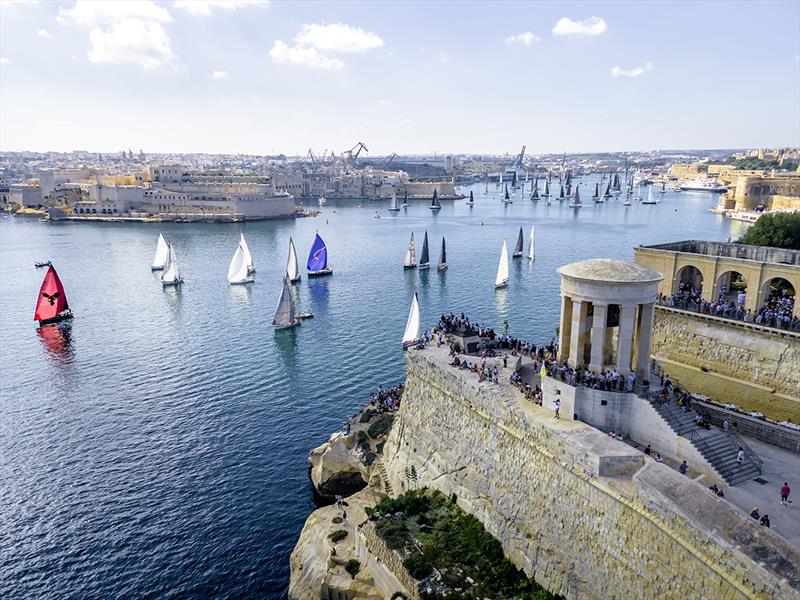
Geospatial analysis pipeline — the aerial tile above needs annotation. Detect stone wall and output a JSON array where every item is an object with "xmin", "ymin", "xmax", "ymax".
[
  {"xmin": 651, "ymin": 306, "xmax": 800, "ymax": 421},
  {"xmin": 382, "ymin": 349, "xmax": 800, "ymax": 600}
]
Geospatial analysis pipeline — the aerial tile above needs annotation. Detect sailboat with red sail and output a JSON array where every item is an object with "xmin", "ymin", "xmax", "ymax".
[{"xmin": 34, "ymin": 266, "xmax": 73, "ymax": 326}]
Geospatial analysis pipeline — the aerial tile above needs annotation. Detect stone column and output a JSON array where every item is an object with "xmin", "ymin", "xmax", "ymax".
[
  {"xmin": 616, "ymin": 304, "xmax": 637, "ymax": 376},
  {"xmin": 568, "ymin": 300, "xmax": 589, "ymax": 368},
  {"xmin": 558, "ymin": 295, "xmax": 572, "ymax": 363},
  {"xmin": 636, "ymin": 302, "xmax": 655, "ymax": 377},
  {"xmin": 589, "ymin": 303, "xmax": 608, "ymax": 372}
]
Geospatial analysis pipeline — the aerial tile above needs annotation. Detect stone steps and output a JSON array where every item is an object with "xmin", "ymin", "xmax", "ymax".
[{"xmin": 371, "ymin": 459, "xmax": 394, "ymax": 496}]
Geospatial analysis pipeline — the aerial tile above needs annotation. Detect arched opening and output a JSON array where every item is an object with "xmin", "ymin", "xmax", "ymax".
[
  {"xmin": 101, "ymin": 208, "xmax": 107, "ymax": 214},
  {"xmin": 674, "ymin": 265, "xmax": 704, "ymax": 308},
  {"xmin": 758, "ymin": 277, "xmax": 795, "ymax": 328},
  {"xmin": 715, "ymin": 270, "xmax": 748, "ymax": 311},
  {"xmin": 91, "ymin": 208, "xmax": 97, "ymax": 214}
]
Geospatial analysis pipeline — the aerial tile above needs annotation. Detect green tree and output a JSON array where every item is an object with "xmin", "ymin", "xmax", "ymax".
[{"xmin": 736, "ymin": 212, "xmax": 800, "ymax": 250}]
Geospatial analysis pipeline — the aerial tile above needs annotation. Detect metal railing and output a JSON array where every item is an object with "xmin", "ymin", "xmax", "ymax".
[
  {"xmin": 730, "ymin": 431, "xmax": 763, "ymax": 473},
  {"xmin": 689, "ymin": 430, "xmax": 735, "ymax": 483}
]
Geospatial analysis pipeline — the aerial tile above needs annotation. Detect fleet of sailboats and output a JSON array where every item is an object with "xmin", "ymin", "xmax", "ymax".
[{"xmin": 495, "ymin": 241, "xmax": 509, "ymax": 289}]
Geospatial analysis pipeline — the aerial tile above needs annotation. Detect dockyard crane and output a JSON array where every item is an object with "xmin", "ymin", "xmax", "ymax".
[
  {"xmin": 513, "ymin": 145, "xmax": 526, "ymax": 168},
  {"xmin": 307, "ymin": 148, "xmax": 317, "ymax": 164},
  {"xmin": 342, "ymin": 142, "xmax": 369, "ymax": 167},
  {"xmin": 379, "ymin": 153, "xmax": 397, "ymax": 168}
]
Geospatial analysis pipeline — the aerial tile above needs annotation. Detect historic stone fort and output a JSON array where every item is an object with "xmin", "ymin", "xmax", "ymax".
[{"xmin": 290, "ymin": 243, "xmax": 800, "ymax": 600}]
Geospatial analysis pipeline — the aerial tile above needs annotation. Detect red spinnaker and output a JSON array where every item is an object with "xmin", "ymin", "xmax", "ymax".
[{"xmin": 34, "ymin": 266, "xmax": 69, "ymax": 322}]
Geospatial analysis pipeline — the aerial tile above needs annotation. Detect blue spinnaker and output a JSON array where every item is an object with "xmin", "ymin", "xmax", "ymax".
[{"xmin": 307, "ymin": 233, "xmax": 328, "ymax": 272}]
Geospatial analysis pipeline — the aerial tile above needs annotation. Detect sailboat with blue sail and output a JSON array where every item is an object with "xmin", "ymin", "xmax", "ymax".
[{"xmin": 307, "ymin": 233, "xmax": 333, "ymax": 277}]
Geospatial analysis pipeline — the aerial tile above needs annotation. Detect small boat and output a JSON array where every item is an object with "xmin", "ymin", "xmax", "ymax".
[
  {"xmin": 623, "ymin": 195, "xmax": 632, "ymax": 207},
  {"xmin": 569, "ymin": 184, "xmax": 582, "ymax": 208},
  {"xmin": 512, "ymin": 227, "xmax": 524, "ymax": 258},
  {"xmin": 286, "ymin": 237, "xmax": 301, "ymax": 283},
  {"xmin": 34, "ymin": 265, "xmax": 73, "ymax": 326},
  {"xmin": 273, "ymin": 276, "xmax": 301, "ymax": 330},
  {"xmin": 429, "ymin": 188, "xmax": 441, "ymax": 211},
  {"xmin": 306, "ymin": 233, "xmax": 333, "ymax": 277},
  {"xmin": 161, "ymin": 243, "xmax": 184, "ymax": 287},
  {"xmin": 437, "ymin": 237, "xmax": 447, "ymax": 272},
  {"xmin": 373, "ymin": 211, "xmax": 381, "ymax": 219},
  {"xmin": 297, "ymin": 310, "xmax": 314, "ymax": 320},
  {"xmin": 318, "ymin": 194, "xmax": 327, "ymax": 206},
  {"xmin": 402, "ymin": 191, "xmax": 409, "ymax": 208},
  {"xmin": 151, "ymin": 233, "xmax": 169, "ymax": 271},
  {"xmin": 528, "ymin": 225, "xmax": 535, "ymax": 260},
  {"xmin": 401, "ymin": 292, "xmax": 420, "ymax": 348},
  {"xmin": 388, "ymin": 191, "xmax": 400, "ymax": 213},
  {"xmin": 240, "ymin": 233, "xmax": 256, "ymax": 274},
  {"xmin": 419, "ymin": 231, "xmax": 430, "ymax": 270},
  {"xmin": 467, "ymin": 190, "xmax": 475, "ymax": 206},
  {"xmin": 642, "ymin": 186, "xmax": 657, "ymax": 205},
  {"xmin": 502, "ymin": 185, "xmax": 513, "ymax": 204},
  {"xmin": 495, "ymin": 241, "xmax": 509, "ymax": 289},
  {"xmin": 34, "ymin": 260, "xmax": 52, "ymax": 268},
  {"xmin": 403, "ymin": 232, "xmax": 417, "ymax": 270},
  {"xmin": 227, "ymin": 242, "xmax": 255, "ymax": 285}
]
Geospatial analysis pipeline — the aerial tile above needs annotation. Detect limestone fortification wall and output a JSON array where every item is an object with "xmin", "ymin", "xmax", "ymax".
[
  {"xmin": 651, "ymin": 307, "xmax": 800, "ymax": 421},
  {"xmin": 382, "ymin": 349, "xmax": 800, "ymax": 600}
]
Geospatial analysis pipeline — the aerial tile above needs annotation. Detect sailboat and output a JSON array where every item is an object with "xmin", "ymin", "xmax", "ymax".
[
  {"xmin": 429, "ymin": 188, "xmax": 441, "ymax": 211},
  {"xmin": 558, "ymin": 184, "xmax": 565, "ymax": 200},
  {"xmin": 286, "ymin": 237, "xmax": 301, "ymax": 283},
  {"xmin": 403, "ymin": 233, "xmax": 417, "ymax": 270},
  {"xmin": 151, "ymin": 233, "xmax": 169, "ymax": 270},
  {"xmin": 239, "ymin": 233, "xmax": 255, "ymax": 274},
  {"xmin": 569, "ymin": 184, "xmax": 582, "ymax": 208},
  {"xmin": 161, "ymin": 243, "xmax": 184, "ymax": 287},
  {"xmin": 502, "ymin": 185, "xmax": 513, "ymax": 204},
  {"xmin": 437, "ymin": 237, "xmax": 447, "ymax": 272},
  {"xmin": 623, "ymin": 195, "xmax": 632, "ymax": 207},
  {"xmin": 467, "ymin": 190, "xmax": 475, "ymax": 206},
  {"xmin": 612, "ymin": 173, "xmax": 621, "ymax": 194},
  {"xmin": 402, "ymin": 191, "xmax": 409, "ymax": 208},
  {"xmin": 542, "ymin": 178, "xmax": 551, "ymax": 198},
  {"xmin": 495, "ymin": 241, "xmax": 509, "ymax": 289},
  {"xmin": 642, "ymin": 185, "xmax": 657, "ymax": 205},
  {"xmin": 388, "ymin": 190, "xmax": 400, "ymax": 213},
  {"xmin": 273, "ymin": 276, "xmax": 301, "ymax": 330},
  {"xmin": 34, "ymin": 265, "xmax": 73, "ymax": 326},
  {"xmin": 307, "ymin": 233, "xmax": 333, "ymax": 277},
  {"xmin": 659, "ymin": 181, "xmax": 667, "ymax": 195},
  {"xmin": 531, "ymin": 176, "xmax": 539, "ymax": 200},
  {"xmin": 419, "ymin": 231, "xmax": 430, "ymax": 270},
  {"xmin": 528, "ymin": 225, "xmax": 535, "ymax": 260},
  {"xmin": 401, "ymin": 292, "xmax": 420, "ymax": 348},
  {"xmin": 512, "ymin": 227, "xmax": 524, "ymax": 258},
  {"xmin": 227, "ymin": 242, "xmax": 255, "ymax": 285},
  {"xmin": 603, "ymin": 179, "xmax": 613, "ymax": 199},
  {"xmin": 634, "ymin": 183, "xmax": 643, "ymax": 202},
  {"xmin": 318, "ymin": 194, "xmax": 327, "ymax": 206},
  {"xmin": 592, "ymin": 182, "xmax": 600, "ymax": 202},
  {"xmin": 485, "ymin": 177, "xmax": 489, "ymax": 194}
]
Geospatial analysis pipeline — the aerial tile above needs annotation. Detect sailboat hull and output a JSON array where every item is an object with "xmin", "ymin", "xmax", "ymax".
[
  {"xmin": 429, "ymin": 206, "xmax": 441, "ymax": 211},
  {"xmin": 419, "ymin": 264, "xmax": 430, "ymax": 270},
  {"xmin": 437, "ymin": 264, "xmax": 447, "ymax": 272},
  {"xmin": 162, "ymin": 279, "xmax": 183, "ymax": 287},
  {"xmin": 388, "ymin": 208, "xmax": 400, "ymax": 213},
  {"xmin": 512, "ymin": 252, "xmax": 523, "ymax": 258},
  {"xmin": 247, "ymin": 266, "xmax": 256, "ymax": 274},
  {"xmin": 289, "ymin": 275, "xmax": 302, "ymax": 284},
  {"xmin": 307, "ymin": 268, "xmax": 333, "ymax": 278},
  {"xmin": 38, "ymin": 310, "xmax": 73, "ymax": 327},
  {"xmin": 150, "ymin": 266, "xmax": 165, "ymax": 271},
  {"xmin": 230, "ymin": 277, "xmax": 255, "ymax": 285},
  {"xmin": 495, "ymin": 282, "xmax": 508, "ymax": 289},
  {"xmin": 275, "ymin": 319, "xmax": 301, "ymax": 330}
]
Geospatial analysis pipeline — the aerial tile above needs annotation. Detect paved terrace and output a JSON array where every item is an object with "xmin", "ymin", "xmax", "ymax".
[{"xmin": 418, "ymin": 343, "xmax": 800, "ymax": 550}]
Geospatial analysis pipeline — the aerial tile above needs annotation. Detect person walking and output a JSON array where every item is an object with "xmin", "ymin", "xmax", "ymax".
[
  {"xmin": 554, "ymin": 399, "xmax": 560, "ymax": 420},
  {"xmin": 722, "ymin": 419, "xmax": 730, "ymax": 435},
  {"xmin": 736, "ymin": 447, "xmax": 745, "ymax": 467},
  {"xmin": 679, "ymin": 460, "xmax": 688, "ymax": 475},
  {"xmin": 781, "ymin": 482, "xmax": 791, "ymax": 506}
]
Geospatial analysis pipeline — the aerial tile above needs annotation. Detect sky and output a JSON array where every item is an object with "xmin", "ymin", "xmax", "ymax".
[{"xmin": 0, "ymin": 0, "xmax": 799, "ymax": 156}]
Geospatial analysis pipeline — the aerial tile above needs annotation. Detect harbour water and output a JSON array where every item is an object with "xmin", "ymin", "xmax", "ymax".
[{"xmin": 0, "ymin": 181, "xmax": 743, "ymax": 598}]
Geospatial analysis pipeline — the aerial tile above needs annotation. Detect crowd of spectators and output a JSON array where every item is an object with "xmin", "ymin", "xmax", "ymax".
[
  {"xmin": 370, "ymin": 383, "xmax": 404, "ymax": 412},
  {"xmin": 659, "ymin": 282, "xmax": 798, "ymax": 332}
]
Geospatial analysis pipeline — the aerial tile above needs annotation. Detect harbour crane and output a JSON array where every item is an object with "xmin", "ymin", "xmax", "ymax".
[
  {"xmin": 307, "ymin": 148, "xmax": 317, "ymax": 164},
  {"xmin": 342, "ymin": 142, "xmax": 368, "ymax": 166},
  {"xmin": 379, "ymin": 153, "xmax": 397, "ymax": 168},
  {"xmin": 513, "ymin": 145, "xmax": 526, "ymax": 168}
]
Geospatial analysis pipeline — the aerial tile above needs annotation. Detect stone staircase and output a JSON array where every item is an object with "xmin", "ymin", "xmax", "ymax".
[
  {"xmin": 650, "ymin": 399, "xmax": 762, "ymax": 486},
  {"xmin": 370, "ymin": 458, "xmax": 394, "ymax": 496}
]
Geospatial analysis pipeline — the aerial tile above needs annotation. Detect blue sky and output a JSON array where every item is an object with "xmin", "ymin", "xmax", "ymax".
[{"xmin": 1, "ymin": 0, "xmax": 798, "ymax": 155}]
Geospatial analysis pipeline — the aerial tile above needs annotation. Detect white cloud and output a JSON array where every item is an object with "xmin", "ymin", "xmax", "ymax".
[
  {"xmin": 212, "ymin": 70, "xmax": 228, "ymax": 79},
  {"xmin": 552, "ymin": 16, "xmax": 607, "ymax": 37},
  {"xmin": 58, "ymin": 1, "xmax": 172, "ymax": 26},
  {"xmin": 88, "ymin": 20, "xmax": 175, "ymax": 69},
  {"xmin": 378, "ymin": 99, "xmax": 393, "ymax": 105},
  {"xmin": 269, "ymin": 40, "xmax": 344, "ymax": 70},
  {"xmin": 173, "ymin": 1, "xmax": 268, "ymax": 17},
  {"xmin": 0, "ymin": 57, "xmax": 10, "ymax": 64},
  {"xmin": 58, "ymin": 1, "xmax": 176, "ymax": 69},
  {"xmin": 294, "ymin": 22, "xmax": 383, "ymax": 53},
  {"xmin": 610, "ymin": 61, "xmax": 654, "ymax": 78},
  {"xmin": 438, "ymin": 52, "xmax": 448, "ymax": 63},
  {"xmin": 37, "ymin": 28, "xmax": 51, "ymax": 39},
  {"xmin": 505, "ymin": 31, "xmax": 540, "ymax": 46}
]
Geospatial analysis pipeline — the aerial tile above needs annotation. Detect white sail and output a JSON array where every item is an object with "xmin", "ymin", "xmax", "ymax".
[
  {"xmin": 528, "ymin": 225, "xmax": 535, "ymax": 260},
  {"xmin": 389, "ymin": 191, "xmax": 399, "ymax": 211},
  {"xmin": 286, "ymin": 237, "xmax": 300, "ymax": 282},
  {"xmin": 227, "ymin": 244, "xmax": 251, "ymax": 284},
  {"xmin": 272, "ymin": 277, "xmax": 297, "ymax": 328},
  {"xmin": 404, "ymin": 233, "xmax": 416, "ymax": 268},
  {"xmin": 239, "ymin": 233, "xmax": 255, "ymax": 272},
  {"xmin": 151, "ymin": 233, "xmax": 169, "ymax": 270},
  {"xmin": 495, "ymin": 241, "xmax": 509, "ymax": 288},
  {"xmin": 402, "ymin": 293, "xmax": 420, "ymax": 347},
  {"xmin": 161, "ymin": 244, "xmax": 181, "ymax": 284}
]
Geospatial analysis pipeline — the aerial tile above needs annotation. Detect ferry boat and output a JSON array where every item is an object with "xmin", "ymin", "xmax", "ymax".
[{"xmin": 679, "ymin": 178, "xmax": 727, "ymax": 193}]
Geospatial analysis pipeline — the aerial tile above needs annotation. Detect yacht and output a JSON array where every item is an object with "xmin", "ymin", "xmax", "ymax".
[{"xmin": 679, "ymin": 178, "xmax": 727, "ymax": 193}]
